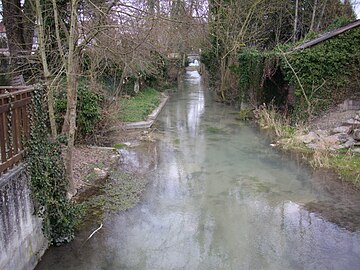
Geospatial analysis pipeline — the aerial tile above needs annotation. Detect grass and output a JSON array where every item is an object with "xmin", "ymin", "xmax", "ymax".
[
  {"xmin": 235, "ymin": 108, "xmax": 253, "ymax": 121},
  {"xmin": 254, "ymin": 105, "xmax": 296, "ymax": 138},
  {"xmin": 118, "ymin": 88, "xmax": 161, "ymax": 122},
  {"xmin": 159, "ymin": 81, "xmax": 177, "ymax": 91},
  {"xmin": 329, "ymin": 151, "xmax": 360, "ymax": 186}
]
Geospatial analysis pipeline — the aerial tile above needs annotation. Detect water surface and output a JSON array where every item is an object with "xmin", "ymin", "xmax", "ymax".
[{"xmin": 36, "ymin": 71, "xmax": 360, "ymax": 270}]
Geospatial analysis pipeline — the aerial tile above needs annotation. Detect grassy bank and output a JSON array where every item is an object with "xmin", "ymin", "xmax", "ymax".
[
  {"xmin": 118, "ymin": 88, "xmax": 161, "ymax": 122},
  {"xmin": 254, "ymin": 106, "xmax": 360, "ymax": 187},
  {"xmin": 329, "ymin": 151, "xmax": 360, "ymax": 186}
]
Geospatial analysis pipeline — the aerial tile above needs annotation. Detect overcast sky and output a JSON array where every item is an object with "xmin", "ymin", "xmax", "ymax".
[
  {"xmin": 355, "ymin": 5, "xmax": 360, "ymax": 19},
  {"xmin": 350, "ymin": 0, "xmax": 360, "ymax": 18}
]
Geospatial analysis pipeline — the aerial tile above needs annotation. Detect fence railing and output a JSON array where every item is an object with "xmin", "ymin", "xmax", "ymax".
[{"xmin": 0, "ymin": 86, "xmax": 33, "ymax": 174}]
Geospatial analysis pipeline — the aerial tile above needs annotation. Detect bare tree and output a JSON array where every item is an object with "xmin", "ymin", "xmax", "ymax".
[
  {"xmin": 309, "ymin": 0, "xmax": 318, "ymax": 32},
  {"xmin": 293, "ymin": 0, "xmax": 299, "ymax": 42},
  {"xmin": 209, "ymin": 0, "xmax": 275, "ymax": 101}
]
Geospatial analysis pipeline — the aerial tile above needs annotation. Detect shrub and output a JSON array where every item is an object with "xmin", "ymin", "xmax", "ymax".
[{"xmin": 55, "ymin": 79, "xmax": 103, "ymax": 140}]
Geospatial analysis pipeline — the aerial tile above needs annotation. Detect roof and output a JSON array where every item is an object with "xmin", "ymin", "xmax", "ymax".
[{"xmin": 290, "ymin": 19, "xmax": 360, "ymax": 52}]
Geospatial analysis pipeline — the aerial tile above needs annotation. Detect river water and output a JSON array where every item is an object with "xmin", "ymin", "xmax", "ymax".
[{"xmin": 36, "ymin": 71, "xmax": 360, "ymax": 270}]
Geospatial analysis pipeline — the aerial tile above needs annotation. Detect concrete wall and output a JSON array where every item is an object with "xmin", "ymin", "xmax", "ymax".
[{"xmin": 0, "ymin": 165, "xmax": 47, "ymax": 270}]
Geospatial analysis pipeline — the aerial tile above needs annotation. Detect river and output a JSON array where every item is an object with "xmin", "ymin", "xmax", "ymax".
[{"xmin": 36, "ymin": 71, "xmax": 360, "ymax": 270}]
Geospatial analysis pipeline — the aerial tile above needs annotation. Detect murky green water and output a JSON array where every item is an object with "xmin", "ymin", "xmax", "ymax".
[{"xmin": 36, "ymin": 71, "xmax": 360, "ymax": 270}]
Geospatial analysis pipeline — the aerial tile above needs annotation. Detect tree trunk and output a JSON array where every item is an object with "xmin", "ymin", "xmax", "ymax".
[
  {"xmin": 51, "ymin": 0, "xmax": 66, "ymax": 64},
  {"xmin": 22, "ymin": 0, "xmax": 35, "ymax": 52},
  {"xmin": 293, "ymin": 0, "xmax": 299, "ymax": 42},
  {"xmin": 309, "ymin": 0, "xmax": 317, "ymax": 32},
  {"xmin": 2, "ymin": 0, "xmax": 25, "ymax": 75},
  {"xmin": 65, "ymin": 69, "xmax": 77, "ymax": 196},
  {"xmin": 35, "ymin": 0, "xmax": 57, "ymax": 139},
  {"xmin": 64, "ymin": 0, "xmax": 79, "ymax": 196},
  {"xmin": 2, "ymin": 0, "xmax": 23, "ymax": 55},
  {"xmin": 316, "ymin": 0, "xmax": 328, "ymax": 31}
]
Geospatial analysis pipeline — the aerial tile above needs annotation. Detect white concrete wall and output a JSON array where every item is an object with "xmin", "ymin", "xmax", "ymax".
[{"xmin": 0, "ymin": 166, "xmax": 47, "ymax": 270}]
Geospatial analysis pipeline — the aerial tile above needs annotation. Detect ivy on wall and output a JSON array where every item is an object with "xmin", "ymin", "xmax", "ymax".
[
  {"xmin": 235, "ymin": 48, "xmax": 265, "ymax": 105},
  {"xmin": 26, "ymin": 85, "xmax": 78, "ymax": 245},
  {"xmin": 233, "ymin": 26, "xmax": 360, "ymax": 120},
  {"xmin": 280, "ymin": 26, "xmax": 360, "ymax": 119}
]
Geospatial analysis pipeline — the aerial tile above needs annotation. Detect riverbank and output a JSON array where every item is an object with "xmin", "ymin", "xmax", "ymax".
[
  {"xmin": 72, "ymin": 86, "xmax": 172, "ymax": 192},
  {"xmin": 254, "ymin": 104, "xmax": 360, "ymax": 187},
  {"xmin": 69, "ymin": 86, "xmax": 172, "ymax": 234}
]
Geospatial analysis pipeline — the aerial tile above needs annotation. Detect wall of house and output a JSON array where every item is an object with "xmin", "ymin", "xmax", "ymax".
[{"xmin": 0, "ymin": 165, "xmax": 47, "ymax": 270}]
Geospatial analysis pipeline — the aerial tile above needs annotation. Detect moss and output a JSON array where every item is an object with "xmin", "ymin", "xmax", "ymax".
[
  {"xmin": 113, "ymin": 143, "xmax": 127, "ymax": 149},
  {"xmin": 79, "ymin": 170, "xmax": 148, "ymax": 224},
  {"xmin": 173, "ymin": 138, "xmax": 180, "ymax": 145},
  {"xmin": 206, "ymin": 126, "xmax": 226, "ymax": 134},
  {"xmin": 84, "ymin": 171, "xmax": 98, "ymax": 183}
]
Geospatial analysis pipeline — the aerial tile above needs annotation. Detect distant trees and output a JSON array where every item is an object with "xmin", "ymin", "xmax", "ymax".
[{"xmin": 207, "ymin": 0, "xmax": 278, "ymax": 101}]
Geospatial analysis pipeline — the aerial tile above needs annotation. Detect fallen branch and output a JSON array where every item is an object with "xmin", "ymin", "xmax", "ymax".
[{"xmin": 83, "ymin": 223, "xmax": 103, "ymax": 244}]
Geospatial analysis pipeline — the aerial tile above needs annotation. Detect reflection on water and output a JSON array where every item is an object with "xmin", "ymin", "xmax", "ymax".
[{"xmin": 37, "ymin": 70, "xmax": 360, "ymax": 270}]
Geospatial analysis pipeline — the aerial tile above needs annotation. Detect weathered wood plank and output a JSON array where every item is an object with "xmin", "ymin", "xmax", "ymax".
[
  {"xmin": 0, "ymin": 152, "xmax": 23, "ymax": 174},
  {"xmin": 290, "ymin": 20, "xmax": 360, "ymax": 52},
  {"xmin": 0, "ymin": 113, "xmax": 6, "ymax": 163}
]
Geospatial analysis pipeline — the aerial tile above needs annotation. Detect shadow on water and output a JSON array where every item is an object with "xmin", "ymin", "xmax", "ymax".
[
  {"xmin": 36, "ymin": 70, "xmax": 360, "ymax": 270},
  {"xmin": 303, "ymin": 169, "xmax": 360, "ymax": 231}
]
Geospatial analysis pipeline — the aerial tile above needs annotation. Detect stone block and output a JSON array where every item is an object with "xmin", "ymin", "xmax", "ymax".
[{"xmin": 331, "ymin": 126, "xmax": 351, "ymax": 134}]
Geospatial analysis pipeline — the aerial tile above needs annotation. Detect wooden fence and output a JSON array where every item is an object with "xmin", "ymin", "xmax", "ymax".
[{"xmin": 0, "ymin": 86, "xmax": 33, "ymax": 174}]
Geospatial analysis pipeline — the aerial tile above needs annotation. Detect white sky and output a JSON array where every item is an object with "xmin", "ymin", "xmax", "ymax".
[
  {"xmin": 349, "ymin": 0, "xmax": 360, "ymax": 18},
  {"xmin": 355, "ymin": 5, "xmax": 360, "ymax": 19}
]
